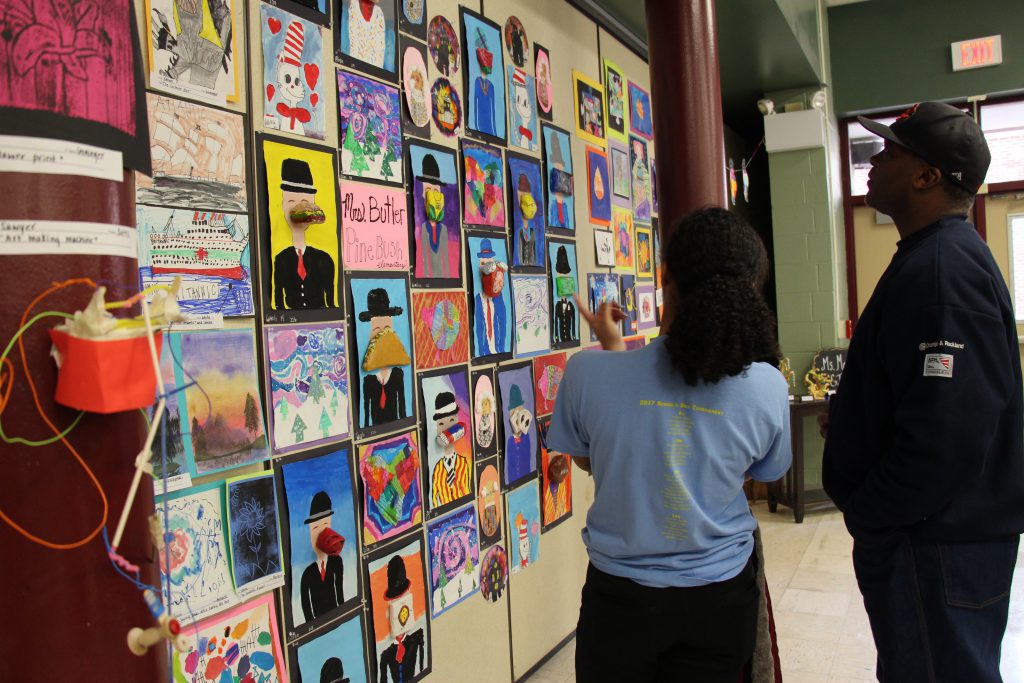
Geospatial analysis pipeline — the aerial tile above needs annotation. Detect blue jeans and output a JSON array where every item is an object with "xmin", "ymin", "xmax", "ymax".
[{"xmin": 852, "ymin": 534, "xmax": 1019, "ymax": 682}]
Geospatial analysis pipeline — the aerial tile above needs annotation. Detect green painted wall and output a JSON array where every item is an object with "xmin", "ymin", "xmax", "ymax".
[{"xmin": 829, "ymin": 0, "xmax": 1024, "ymax": 115}]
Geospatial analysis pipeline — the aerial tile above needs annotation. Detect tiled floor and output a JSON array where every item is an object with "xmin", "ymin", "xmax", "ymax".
[{"xmin": 526, "ymin": 502, "xmax": 1024, "ymax": 682}]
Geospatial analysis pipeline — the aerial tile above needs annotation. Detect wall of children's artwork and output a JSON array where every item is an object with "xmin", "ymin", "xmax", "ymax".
[{"xmin": 121, "ymin": 0, "xmax": 660, "ymax": 681}]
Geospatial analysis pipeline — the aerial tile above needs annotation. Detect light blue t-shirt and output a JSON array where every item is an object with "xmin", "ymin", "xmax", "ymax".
[{"xmin": 546, "ymin": 337, "xmax": 791, "ymax": 587}]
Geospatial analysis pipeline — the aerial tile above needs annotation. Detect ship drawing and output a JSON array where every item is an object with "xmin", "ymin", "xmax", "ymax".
[{"xmin": 148, "ymin": 211, "xmax": 247, "ymax": 279}]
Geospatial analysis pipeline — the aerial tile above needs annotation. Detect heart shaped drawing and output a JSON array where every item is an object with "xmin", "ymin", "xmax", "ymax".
[
  {"xmin": 310, "ymin": 93, "xmax": 319, "ymax": 108},
  {"xmin": 268, "ymin": 17, "xmax": 282, "ymax": 33},
  {"xmin": 266, "ymin": 83, "xmax": 275, "ymax": 101},
  {"xmin": 304, "ymin": 63, "xmax": 320, "ymax": 90}
]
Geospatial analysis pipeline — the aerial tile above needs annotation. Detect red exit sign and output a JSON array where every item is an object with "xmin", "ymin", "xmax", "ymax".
[{"xmin": 951, "ymin": 35, "xmax": 1003, "ymax": 71}]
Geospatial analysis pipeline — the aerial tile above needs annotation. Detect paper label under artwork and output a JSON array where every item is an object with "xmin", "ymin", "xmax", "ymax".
[{"xmin": 0, "ymin": 220, "xmax": 136, "ymax": 259}]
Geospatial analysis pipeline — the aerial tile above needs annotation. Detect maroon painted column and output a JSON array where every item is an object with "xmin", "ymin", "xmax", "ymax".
[
  {"xmin": 0, "ymin": 171, "xmax": 165, "ymax": 680},
  {"xmin": 645, "ymin": 0, "xmax": 727, "ymax": 237}
]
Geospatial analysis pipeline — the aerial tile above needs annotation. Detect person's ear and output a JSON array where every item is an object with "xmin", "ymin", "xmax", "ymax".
[{"xmin": 913, "ymin": 164, "xmax": 943, "ymax": 191}]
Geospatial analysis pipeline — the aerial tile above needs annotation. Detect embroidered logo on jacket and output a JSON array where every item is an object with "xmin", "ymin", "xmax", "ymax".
[{"xmin": 923, "ymin": 353, "xmax": 954, "ymax": 378}]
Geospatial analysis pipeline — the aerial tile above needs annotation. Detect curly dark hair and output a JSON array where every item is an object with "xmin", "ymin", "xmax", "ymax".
[{"xmin": 664, "ymin": 207, "xmax": 780, "ymax": 385}]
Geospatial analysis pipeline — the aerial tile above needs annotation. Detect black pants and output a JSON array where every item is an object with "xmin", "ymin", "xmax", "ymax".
[{"xmin": 575, "ymin": 554, "xmax": 760, "ymax": 683}]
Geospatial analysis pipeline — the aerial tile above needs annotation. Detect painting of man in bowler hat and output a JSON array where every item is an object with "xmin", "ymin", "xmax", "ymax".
[
  {"xmin": 378, "ymin": 554, "xmax": 426, "ymax": 682},
  {"xmin": 552, "ymin": 245, "xmax": 577, "ymax": 344},
  {"xmin": 300, "ymin": 491, "xmax": 346, "ymax": 620},
  {"xmin": 473, "ymin": 238, "xmax": 508, "ymax": 356},
  {"xmin": 273, "ymin": 158, "xmax": 335, "ymax": 310},
  {"xmin": 360, "ymin": 288, "xmax": 411, "ymax": 427},
  {"xmin": 416, "ymin": 153, "xmax": 451, "ymax": 279},
  {"xmin": 320, "ymin": 657, "xmax": 350, "ymax": 683}
]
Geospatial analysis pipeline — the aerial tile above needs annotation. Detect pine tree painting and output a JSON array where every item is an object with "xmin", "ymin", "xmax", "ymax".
[
  {"xmin": 380, "ymin": 144, "xmax": 396, "ymax": 182},
  {"xmin": 343, "ymin": 125, "xmax": 370, "ymax": 175},
  {"xmin": 307, "ymin": 366, "xmax": 326, "ymax": 404},
  {"xmin": 291, "ymin": 413, "xmax": 307, "ymax": 442},
  {"xmin": 319, "ymin": 407, "xmax": 331, "ymax": 438}
]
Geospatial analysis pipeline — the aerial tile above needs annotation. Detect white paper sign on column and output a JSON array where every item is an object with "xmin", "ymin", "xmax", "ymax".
[{"xmin": 0, "ymin": 220, "xmax": 137, "ymax": 259}]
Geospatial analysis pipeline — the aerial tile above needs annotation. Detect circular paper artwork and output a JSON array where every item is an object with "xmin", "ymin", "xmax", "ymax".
[
  {"xmin": 429, "ymin": 299, "xmax": 461, "ymax": 350},
  {"xmin": 474, "ymin": 375, "xmax": 497, "ymax": 449},
  {"xmin": 480, "ymin": 545, "xmax": 508, "ymax": 603},
  {"xmin": 535, "ymin": 49, "xmax": 553, "ymax": 114},
  {"xmin": 477, "ymin": 463, "xmax": 502, "ymax": 538},
  {"xmin": 402, "ymin": 46, "xmax": 431, "ymax": 128},
  {"xmin": 402, "ymin": 0, "xmax": 424, "ymax": 24},
  {"xmin": 430, "ymin": 77, "xmax": 461, "ymax": 136},
  {"xmin": 428, "ymin": 16, "xmax": 460, "ymax": 77},
  {"xmin": 503, "ymin": 16, "xmax": 528, "ymax": 68}
]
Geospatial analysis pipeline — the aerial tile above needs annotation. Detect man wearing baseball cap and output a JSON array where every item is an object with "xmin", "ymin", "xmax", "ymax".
[{"xmin": 822, "ymin": 102, "xmax": 1024, "ymax": 681}]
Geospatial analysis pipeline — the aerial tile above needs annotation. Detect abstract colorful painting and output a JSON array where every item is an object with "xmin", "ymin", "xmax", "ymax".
[
  {"xmin": 476, "ymin": 459, "xmax": 502, "ymax": 548},
  {"xmin": 349, "ymin": 273, "xmax": 415, "ymax": 438},
  {"xmin": 407, "ymin": 140, "xmax": 461, "ymax": 286},
  {"xmin": 461, "ymin": 8, "xmax": 506, "ymax": 144},
  {"xmin": 466, "ymin": 232, "xmax": 511, "ymax": 360},
  {"xmin": 572, "ymin": 70, "xmax": 605, "ymax": 147},
  {"xmin": 339, "ymin": 181, "xmax": 409, "ymax": 271},
  {"xmin": 137, "ymin": 93, "xmax": 246, "ymax": 212},
  {"xmin": 338, "ymin": 70, "xmax": 403, "ymax": 184},
  {"xmin": 609, "ymin": 139, "xmax": 630, "ymax": 200},
  {"xmin": 497, "ymin": 361, "xmax": 537, "ymax": 487},
  {"xmin": 594, "ymin": 229, "xmax": 614, "ymax": 267},
  {"xmin": 277, "ymin": 445, "xmax": 361, "ymax": 640},
  {"xmin": 1, "ymin": 0, "xmax": 150, "ymax": 171},
  {"xmin": 470, "ymin": 368, "xmax": 498, "ymax": 459},
  {"xmin": 539, "ymin": 417, "xmax": 572, "ymax": 531},
  {"xmin": 174, "ymin": 329, "xmax": 269, "ymax": 476},
  {"xmin": 533, "ymin": 352, "xmax": 566, "ymax": 417},
  {"xmin": 630, "ymin": 134, "xmax": 653, "ymax": 224},
  {"xmin": 226, "ymin": 472, "xmax": 284, "ymax": 598},
  {"xmin": 258, "ymin": 135, "xmax": 341, "ymax": 323},
  {"xmin": 401, "ymin": 40, "xmax": 431, "ymax": 135},
  {"xmin": 399, "ymin": 0, "xmax": 427, "ymax": 39},
  {"xmin": 586, "ymin": 146, "xmax": 612, "ymax": 226},
  {"xmin": 266, "ymin": 323, "xmax": 350, "ymax": 455},
  {"xmin": 628, "ymin": 80, "xmax": 653, "ymax": 139},
  {"xmin": 461, "ymin": 140, "xmax": 505, "ymax": 228},
  {"xmin": 429, "ymin": 76, "xmax": 461, "ymax": 136},
  {"xmin": 612, "ymin": 206, "xmax": 635, "ymax": 271},
  {"xmin": 637, "ymin": 282, "xmax": 657, "ymax": 331},
  {"xmin": 506, "ymin": 67, "xmax": 538, "ymax": 152},
  {"xmin": 358, "ymin": 430, "xmax": 422, "ymax": 545},
  {"xmin": 479, "ymin": 544, "xmax": 508, "ymax": 602},
  {"xmin": 136, "ymin": 206, "xmax": 253, "ymax": 319},
  {"xmin": 507, "ymin": 152, "xmax": 545, "ymax": 269},
  {"xmin": 291, "ymin": 611, "xmax": 369, "ymax": 683},
  {"xmin": 542, "ymin": 123, "xmax": 574, "ymax": 232},
  {"xmin": 604, "ymin": 59, "xmax": 626, "ymax": 142},
  {"xmin": 366, "ymin": 536, "xmax": 431, "ymax": 683},
  {"xmin": 336, "ymin": 0, "xmax": 398, "ymax": 83},
  {"xmin": 260, "ymin": 4, "xmax": 326, "ymax": 140},
  {"xmin": 426, "ymin": 504, "xmax": 480, "ymax": 616},
  {"xmin": 171, "ymin": 593, "xmax": 286, "ymax": 683},
  {"xmin": 427, "ymin": 15, "xmax": 459, "ymax": 77},
  {"xmin": 548, "ymin": 240, "xmax": 579, "ymax": 349},
  {"xmin": 147, "ymin": 0, "xmax": 239, "ymax": 105},
  {"xmin": 506, "ymin": 480, "xmax": 540, "ymax": 573},
  {"xmin": 534, "ymin": 43, "xmax": 553, "ymax": 122},
  {"xmin": 635, "ymin": 226, "xmax": 654, "ymax": 279},
  {"xmin": 620, "ymin": 273, "xmax": 637, "ymax": 335},
  {"xmin": 411, "ymin": 291, "xmax": 469, "ymax": 370},
  {"xmin": 418, "ymin": 367, "xmax": 473, "ymax": 514},
  {"xmin": 511, "ymin": 274, "xmax": 550, "ymax": 358},
  {"xmin": 156, "ymin": 482, "xmax": 236, "ymax": 621},
  {"xmin": 587, "ymin": 272, "xmax": 620, "ymax": 342}
]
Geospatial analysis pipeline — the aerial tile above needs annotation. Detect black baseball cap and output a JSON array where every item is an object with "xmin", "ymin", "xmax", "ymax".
[{"xmin": 857, "ymin": 102, "xmax": 991, "ymax": 194}]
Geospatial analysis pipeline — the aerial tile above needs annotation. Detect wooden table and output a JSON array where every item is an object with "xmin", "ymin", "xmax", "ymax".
[{"xmin": 768, "ymin": 398, "xmax": 836, "ymax": 523}]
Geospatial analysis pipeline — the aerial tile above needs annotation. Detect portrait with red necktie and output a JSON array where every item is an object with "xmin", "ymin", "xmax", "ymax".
[
  {"xmin": 542, "ymin": 123, "xmax": 576, "ymax": 233},
  {"xmin": 259, "ymin": 135, "xmax": 342, "ymax": 324}
]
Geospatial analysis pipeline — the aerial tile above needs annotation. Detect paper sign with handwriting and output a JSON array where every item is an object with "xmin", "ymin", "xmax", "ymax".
[
  {"xmin": 340, "ymin": 181, "xmax": 409, "ymax": 270},
  {"xmin": 0, "ymin": 221, "xmax": 136, "ymax": 259},
  {"xmin": 0, "ymin": 136, "xmax": 123, "ymax": 181}
]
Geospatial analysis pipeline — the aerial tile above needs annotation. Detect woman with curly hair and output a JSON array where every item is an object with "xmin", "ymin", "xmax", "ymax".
[{"xmin": 547, "ymin": 206, "xmax": 791, "ymax": 682}]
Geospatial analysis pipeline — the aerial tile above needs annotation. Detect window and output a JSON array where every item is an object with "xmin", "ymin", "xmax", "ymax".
[
  {"xmin": 1009, "ymin": 215, "xmax": 1024, "ymax": 321},
  {"xmin": 981, "ymin": 100, "xmax": 1024, "ymax": 185},
  {"xmin": 847, "ymin": 117, "xmax": 896, "ymax": 196}
]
